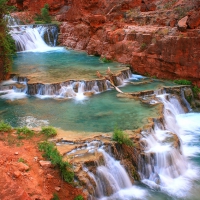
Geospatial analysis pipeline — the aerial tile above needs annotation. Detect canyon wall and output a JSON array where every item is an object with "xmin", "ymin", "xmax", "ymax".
[{"xmin": 8, "ymin": 0, "xmax": 200, "ymax": 86}]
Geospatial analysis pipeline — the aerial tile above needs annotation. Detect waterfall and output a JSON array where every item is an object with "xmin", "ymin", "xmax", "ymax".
[
  {"xmin": 84, "ymin": 149, "xmax": 147, "ymax": 200},
  {"xmin": 9, "ymin": 25, "xmax": 59, "ymax": 52},
  {"xmin": 181, "ymin": 88, "xmax": 192, "ymax": 111},
  {"xmin": 139, "ymin": 93, "xmax": 197, "ymax": 198}
]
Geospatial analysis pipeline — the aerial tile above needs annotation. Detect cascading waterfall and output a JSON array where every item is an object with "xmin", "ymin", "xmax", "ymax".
[
  {"xmin": 9, "ymin": 25, "xmax": 59, "ymax": 52},
  {"xmin": 139, "ymin": 93, "xmax": 198, "ymax": 198}
]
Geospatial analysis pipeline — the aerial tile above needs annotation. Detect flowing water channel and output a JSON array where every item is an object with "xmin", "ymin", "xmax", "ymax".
[{"xmin": 1, "ymin": 23, "xmax": 200, "ymax": 199}]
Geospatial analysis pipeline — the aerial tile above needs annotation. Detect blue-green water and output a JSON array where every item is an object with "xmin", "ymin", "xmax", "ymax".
[
  {"xmin": 1, "ymin": 48, "xmax": 200, "ymax": 200},
  {"xmin": 12, "ymin": 48, "xmax": 125, "ymax": 83}
]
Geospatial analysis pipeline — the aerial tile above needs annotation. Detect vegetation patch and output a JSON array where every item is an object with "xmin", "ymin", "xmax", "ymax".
[
  {"xmin": 174, "ymin": 79, "xmax": 192, "ymax": 85},
  {"xmin": 74, "ymin": 195, "xmax": 84, "ymax": 200},
  {"xmin": 0, "ymin": 121, "xmax": 12, "ymax": 132},
  {"xmin": 140, "ymin": 43, "xmax": 147, "ymax": 51},
  {"xmin": 100, "ymin": 57, "xmax": 112, "ymax": 63},
  {"xmin": 38, "ymin": 141, "xmax": 74, "ymax": 183},
  {"xmin": 112, "ymin": 128, "xmax": 134, "ymax": 147},
  {"xmin": 40, "ymin": 126, "xmax": 57, "ymax": 137},
  {"xmin": 16, "ymin": 126, "xmax": 34, "ymax": 139},
  {"xmin": 52, "ymin": 193, "xmax": 60, "ymax": 200},
  {"xmin": 192, "ymin": 86, "xmax": 200, "ymax": 99},
  {"xmin": 34, "ymin": 4, "xmax": 51, "ymax": 24}
]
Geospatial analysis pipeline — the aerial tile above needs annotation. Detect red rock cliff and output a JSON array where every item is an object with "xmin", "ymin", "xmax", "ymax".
[{"xmin": 8, "ymin": 0, "xmax": 200, "ymax": 86}]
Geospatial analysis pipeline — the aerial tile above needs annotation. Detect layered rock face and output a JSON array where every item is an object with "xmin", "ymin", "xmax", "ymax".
[{"xmin": 8, "ymin": 0, "xmax": 200, "ymax": 86}]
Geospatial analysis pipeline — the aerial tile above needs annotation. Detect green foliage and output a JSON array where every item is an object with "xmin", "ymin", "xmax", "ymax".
[
  {"xmin": 52, "ymin": 193, "xmax": 60, "ymax": 200},
  {"xmin": 174, "ymin": 79, "xmax": 192, "ymax": 85},
  {"xmin": 0, "ymin": 121, "xmax": 12, "ymax": 132},
  {"xmin": 112, "ymin": 128, "xmax": 134, "ymax": 147},
  {"xmin": 100, "ymin": 57, "xmax": 112, "ymax": 63},
  {"xmin": 74, "ymin": 195, "xmax": 84, "ymax": 200},
  {"xmin": 18, "ymin": 157, "xmax": 26, "ymax": 163},
  {"xmin": 38, "ymin": 141, "xmax": 74, "ymax": 183},
  {"xmin": 163, "ymin": 0, "xmax": 177, "ymax": 9},
  {"xmin": 192, "ymin": 86, "xmax": 200, "ymax": 99},
  {"xmin": 16, "ymin": 126, "xmax": 34, "ymax": 139},
  {"xmin": 41, "ymin": 4, "xmax": 51, "ymax": 23},
  {"xmin": 40, "ymin": 126, "xmax": 57, "ymax": 137},
  {"xmin": 174, "ymin": 6, "xmax": 189, "ymax": 19},
  {"xmin": 0, "ymin": 0, "xmax": 16, "ymax": 77},
  {"xmin": 140, "ymin": 43, "xmax": 147, "ymax": 51}
]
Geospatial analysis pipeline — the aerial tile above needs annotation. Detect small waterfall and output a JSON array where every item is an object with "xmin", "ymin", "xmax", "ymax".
[
  {"xmin": 93, "ymin": 149, "xmax": 132, "ymax": 198},
  {"xmin": 139, "ymin": 93, "xmax": 195, "ymax": 197},
  {"xmin": 181, "ymin": 88, "xmax": 192, "ymax": 111},
  {"xmin": 5, "ymin": 15, "xmax": 22, "ymax": 26},
  {"xmin": 9, "ymin": 25, "xmax": 59, "ymax": 51}
]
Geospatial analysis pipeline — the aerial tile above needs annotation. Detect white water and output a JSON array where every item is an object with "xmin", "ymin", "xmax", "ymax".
[
  {"xmin": 10, "ymin": 26, "xmax": 63, "ymax": 52},
  {"xmin": 87, "ymin": 149, "xmax": 147, "ymax": 200},
  {"xmin": 139, "ymin": 93, "xmax": 200, "ymax": 199}
]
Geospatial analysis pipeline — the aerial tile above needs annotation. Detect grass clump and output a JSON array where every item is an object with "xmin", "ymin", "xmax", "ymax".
[
  {"xmin": 0, "ymin": 121, "xmax": 12, "ymax": 132},
  {"xmin": 18, "ymin": 157, "xmax": 26, "ymax": 163},
  {"xmin": 192, "ymin": 86, "xmax": 200, "ymax": 99},
  {"xmin": 112, "ymin": 128, "xmax": 134, "ymax": 147},
  {"xmin": 16, "ymin": 126, "xmax": 34, "ymax": 139},
  {"xmin": 100, "ymin": 57, "xmax": 112, "ymax": 63},
  {"xmin": 74, "ymin": 195, "xmax": 84, "ymax": 200},
  {"xmin": 38, "ymin": 141, "xmax": 74, "ymax": 183},
  {"xmin": 40, "ymin": 126, "xmax": 57, "ymax": 137},
  {"xmin": 174, "ymin": 79, "xmax": 192, "ymax": 85},
  {"xmin": 52, "ymin": 193, "xmax": 60, "ymax": 200},
  {"xmin": 140, "ymin": 43, "xmax": 147, "ymax": 51}
]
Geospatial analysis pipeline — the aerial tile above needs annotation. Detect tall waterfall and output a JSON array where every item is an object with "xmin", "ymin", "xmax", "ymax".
[
  {"xmin": 139, "ymin": 93, "xmax": 199, "ymax": 198},
  {"xmin": 9, "ymin": 24, "xmax": 59, "ymax": 52}
]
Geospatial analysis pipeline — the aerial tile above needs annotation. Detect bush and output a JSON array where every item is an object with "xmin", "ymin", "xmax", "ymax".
[
  {"xmin": 0, "ymin": 121, "xmax": 12, "ymax": 132},
  {"xmin": 18, "ymin": 157, "xmax": 26, "ymax": 163},
  {"xmin": 174, "ymin": 79, "xmax": 192, "ymax": 85},
  {"xmin": 40, "ymin": 126, "xmax": 57, "ymax": 137},
  {"xmin": 16, "ymin": 126, "xmax": 34, "ymax": 138},
  {"xmin": 192, "ymin": 86, "xmax": 200, "ymax": 99},
  {"xmin": 100, "ymin": 57, "xmax": 112, "ymax": 63},
  {"xmin": 41, "ymin": 4, "xmax": 51, "ymax": 23},
  {"xmin": 140, "ymin": 43, "xmax": 147, "ymax": 51},
  {"xmin": 112, "ymin": 128, "xmax": 134, "ymax": 147},
  {"xmin": 74, "ymin": 195, "xmax": 84, "ymax": 200},
  {"xmin": 38, "ymin": 141, "xmax": 74, "ymax": 183},
  {"xmin": 52, "ymin": 193, "xmax": 60, "ymax": 200}
]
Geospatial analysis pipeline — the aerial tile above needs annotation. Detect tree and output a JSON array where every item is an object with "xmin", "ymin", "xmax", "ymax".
[
  {"xmin": 0, "ymin": 0, "xmax": 16, "ymax": 80},
  {"xmin": 41, "ymin": 4, "xmax": 51, "ymax": 23}
]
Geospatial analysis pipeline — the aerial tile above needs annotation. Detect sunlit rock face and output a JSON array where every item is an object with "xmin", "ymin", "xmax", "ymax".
[{"xmin": 7, "ymin": 0, "xmax": 200, "ymax": 86}]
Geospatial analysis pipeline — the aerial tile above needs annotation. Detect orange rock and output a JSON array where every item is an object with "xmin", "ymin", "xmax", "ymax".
[{"xmin": 13, "ymin": 170, "xmax": 21, "ymax": 178}]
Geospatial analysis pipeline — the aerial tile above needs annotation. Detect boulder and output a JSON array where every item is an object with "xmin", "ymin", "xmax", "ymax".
[
  {"xmin": 177, "ymin": 16, "xmax": 188, "ymax": 32},
  {"xmin": 39, "ymin": 160, "xmax": 52, "ymax": 168},
  {"xmin": 17, "ymin": 162, "xmax": 29, "ymax": 172}
]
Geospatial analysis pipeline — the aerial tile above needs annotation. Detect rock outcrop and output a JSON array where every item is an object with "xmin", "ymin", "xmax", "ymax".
[{"xmin": 7, "ymin": 0, "xmax": 200, "ymax": 86}]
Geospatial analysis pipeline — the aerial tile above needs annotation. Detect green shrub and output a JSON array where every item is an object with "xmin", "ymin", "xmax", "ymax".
[
  {"xmin": 140, "ymin": 43, "xmax": 147, "ymax": 51},
  {"xmin": 112, "ymin": 128, "xmax": 134, "ymax": 147},
  {"xmin": 192, "ymin": 86, "xmax": 200, "ymax": 99},
  {"xmin": 174, "ymin": 79, "xmax": 192, "ymax": 85},
  {"xmin": 40, "ymin": 126, "xmax": 57, "ymax": 137},
  {"xmin": 38, "ymin": 141, "xmax": 74, "ymax": 183},
  {"xmin": 16, "ymin": 126, "xmax": 34, "ymax": 138},
  {"xmin": 100, "ymin": 57, "xmax": 112, "ymax": 63},
  {"xmin": 74, "ymin": 195, "xmax": 84, "ymax": 200},
  {"xmin": 41, "ymin": 4, "xmax": 51, "ymax": 23},
  {"xmin": 0, "ymin": 121, "xmax": 12, "ymax": 132},
  {"xmin": 18, "ymin": 157, "xmax": 26, "ymax": 163},
  {"xmin": 52, "ymin": 193, "xmax": 60, "ymax": 200}
]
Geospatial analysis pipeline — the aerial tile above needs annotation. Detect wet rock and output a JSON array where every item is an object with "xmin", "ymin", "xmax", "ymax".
[{"xmin": 177, "ymin": 16, "xmax": 188, "ymax": 32}]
